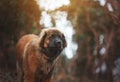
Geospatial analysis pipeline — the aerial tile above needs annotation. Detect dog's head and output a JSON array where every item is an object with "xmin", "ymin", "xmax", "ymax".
[{"xmin": 39, "ymin": 28, "xmax": 67, "ymax": 58}]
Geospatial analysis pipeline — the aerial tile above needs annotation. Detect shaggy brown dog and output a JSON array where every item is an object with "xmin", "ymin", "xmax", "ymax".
[{"xmin": 16, "ymin": 28, "xmax": 67, "ymax": 82}]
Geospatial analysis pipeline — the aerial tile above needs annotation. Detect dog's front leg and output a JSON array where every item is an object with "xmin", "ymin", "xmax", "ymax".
[
  {"xmin": 24, "ymin": 72, "xmax": 35, "ymax": 82},
  {"xmin": 23, "ymin": 60, "xmax": 37, "ymax": 82}
]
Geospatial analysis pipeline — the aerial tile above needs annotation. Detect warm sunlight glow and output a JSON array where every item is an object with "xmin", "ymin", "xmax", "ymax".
[
  {"xmin": 98, "ymin": 0, "xmax": 106, "ymax": 6},
  {"xmin": 37, "ymin": 0, "xmax": 70, "ymax": 11}
]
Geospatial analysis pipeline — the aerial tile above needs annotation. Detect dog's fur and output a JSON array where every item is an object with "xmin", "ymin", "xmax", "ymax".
[{"xmin": 16, "ymin": 28, "xmax": 67, "ymax": 82}]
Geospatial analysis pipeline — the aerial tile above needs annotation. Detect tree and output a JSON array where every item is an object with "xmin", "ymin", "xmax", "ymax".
[
  {"xmin": 0, "ymin": 0, "xmax": 41, "ymax": 81},
  {"xmin": 64, "ymin": 0, "xmax": 120, "ymax": 82}
]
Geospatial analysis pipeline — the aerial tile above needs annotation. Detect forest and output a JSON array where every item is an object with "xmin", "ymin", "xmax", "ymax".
[{"xmin": 0, "ymin": 0, "xmax": 120, "ymax": 82}]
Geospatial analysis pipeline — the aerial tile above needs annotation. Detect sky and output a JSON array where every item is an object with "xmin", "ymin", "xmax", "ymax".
[
  {"xmin": 98, "ymin": 0, "xmax": 106, "ymax": 6},
  {"xmin": 37, "ymin": 0, "xmax": 70, "ymax": 11}
]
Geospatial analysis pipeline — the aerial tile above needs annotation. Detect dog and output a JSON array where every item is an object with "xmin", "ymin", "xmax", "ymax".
[{"xmin": 16, "ymin": 28, "xmax": 67, "ymax": 82}]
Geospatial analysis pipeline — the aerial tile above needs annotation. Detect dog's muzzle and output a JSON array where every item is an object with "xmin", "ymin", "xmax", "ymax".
[
  {"xmin": 48, "ymin": 37, "xmax": 63, "ymax": 50},
  {"xmin": 54, "ymin": 38, "xmax": 62, "ymax": 48}
]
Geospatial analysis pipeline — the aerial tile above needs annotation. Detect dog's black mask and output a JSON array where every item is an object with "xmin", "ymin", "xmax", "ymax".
[{"xmin": 48, "ymin": 35, "xmax": 63, "ymax": 55}]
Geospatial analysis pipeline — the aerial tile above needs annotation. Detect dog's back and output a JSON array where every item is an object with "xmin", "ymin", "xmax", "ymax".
[{"xmin": 16, "ymin": 34, "xmax": 38, "ymax": 61}]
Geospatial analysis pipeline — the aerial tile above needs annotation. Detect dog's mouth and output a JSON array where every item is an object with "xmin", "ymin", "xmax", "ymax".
[{"xmin": 49, "ymin": 45, "xmax": 63, "ymax": 50}]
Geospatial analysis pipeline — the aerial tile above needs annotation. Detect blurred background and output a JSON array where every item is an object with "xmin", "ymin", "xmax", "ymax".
[{"xmin": 0, "ymin": 0, "xmax": 120, "ymax": 82}]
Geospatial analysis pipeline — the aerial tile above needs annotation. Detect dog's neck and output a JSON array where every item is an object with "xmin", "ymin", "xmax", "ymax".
[
  {"xmin": 39, "ymin": 47, "xmax": 59, "ymax": 62},
  {"xmin": 36, "ymin": 47, "xmax": 59, "ymax": 74}
]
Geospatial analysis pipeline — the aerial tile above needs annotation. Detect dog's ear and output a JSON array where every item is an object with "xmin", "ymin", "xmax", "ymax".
[
  {"xmin": 39, "ymin": 29, "xmax": 47, "ymax": 48},
  {"xmin": 62, "ymin": 33, "xmax": 67, "ymax": 48}
]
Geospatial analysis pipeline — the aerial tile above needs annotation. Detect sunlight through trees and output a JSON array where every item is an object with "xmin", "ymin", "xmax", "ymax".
[{"xmin": 0, "ymin": 0, "xmax": 120, "ymax": 82}]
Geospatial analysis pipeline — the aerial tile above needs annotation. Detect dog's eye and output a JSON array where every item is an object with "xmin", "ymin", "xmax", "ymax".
[
  {"xmin": 48, "ymin": 35, "xmax": 55, "ymax": 39},
  {"xmin": 51, "ymin": 35, "xmax": 55, "ymax": 38}
]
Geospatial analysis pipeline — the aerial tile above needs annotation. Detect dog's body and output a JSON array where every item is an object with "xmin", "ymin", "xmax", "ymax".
[{"xmin": 16, "ymin": 28, "xmax": 67, "ymax": 82}]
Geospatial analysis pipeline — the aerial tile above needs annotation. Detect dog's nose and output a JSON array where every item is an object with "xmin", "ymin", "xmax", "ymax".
[
  {"xmin": 55, "ymin": 40, "xmax": 62, "ymax": 46},
  {"xmin": 55, "ymin": 40, "xmax": 61, "ymax": 45}
]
